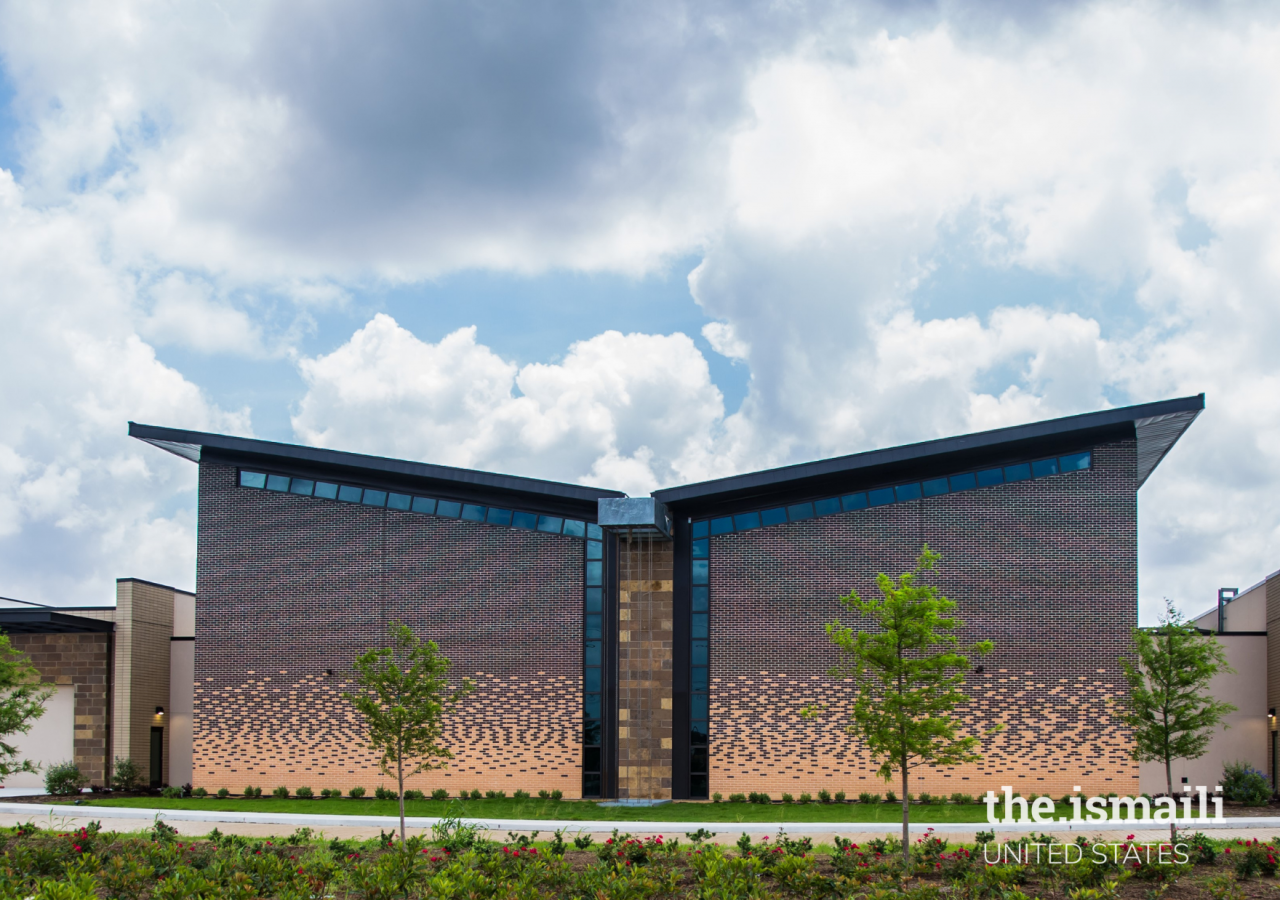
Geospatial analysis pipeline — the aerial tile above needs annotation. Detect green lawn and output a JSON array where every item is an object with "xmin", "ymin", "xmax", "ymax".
[{"xmin": 68, "ymin": 796, "xmax": 1154, "ymax": 823}]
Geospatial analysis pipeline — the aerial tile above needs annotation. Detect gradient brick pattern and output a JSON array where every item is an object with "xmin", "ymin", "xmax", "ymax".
[
  {"xmin": 195, "ymin": 461, "xmax": 585, "ymax": 795},
  {"xmin": 708, "ymin": 440, "xmax": 1138, "ymax": 798}
]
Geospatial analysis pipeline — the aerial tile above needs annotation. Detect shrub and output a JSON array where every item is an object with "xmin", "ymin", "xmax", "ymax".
[
  {"xmin": 513, "ymin": 789, "xmax": 530, "ymax": 800},
  {"xmin": 374, "ymin": 786, "xmax": 394, "ymax": 800},
  {"xmin": 748, "ymin": 791, "xmax": 771, "ymax": 804},
  {"xmin": 1231, "ymin": 840, "xmax": 1280, "ymax": 878},
  {"xmin": 432, "ymin": 788, "xmax": 449, "ymax": 801},
  {"xmin": 319, "ymin": 788, "xmax": 335, "ymax": 798},
  {"xmin": 728, "ymin": 792, "xmax": 746, "ymax": 803},
  {"xmin": 858, "ymin": 792, "xmax": 875, "ymax": 803},
  {"xmin": 780, "ymin": 793, "xmax": 794, "ymax": 804},
  {"xmin": 918, "ymin": 792, "xmax": 932, "ymax": 804},
  {"xmin": 272, "ymin": 786, "xmax": 290, "ymax": 799},
  {"xmin": 160, "ymin": 785, "xmax": 183, "ymax": 799},
  {"xmin": 295, "ymin": 786, "xmax": 313, "ymax": 799},
  {"xmin": 485, "ymin": 789, "xmax": 507, "ymax": 800},
  {"xmin": 817, "ymin": 789, "xmax": 831, "ymax": 803},
  {"xmin": 834, "ymin": 791, "xmax": 846, "ymax": 802},
  {"xmin": 243, "ymin": 786, "xmax": 257, "ymax": 798},
  {"xmin": 538, "ymin": 789, "xmax": 550, "ymax": 799},
  {"xmin": 403, "ymin": 789, "xmax": 424, "ymax": 801},
  {"xmin": 111, "ymin": 757, "xmax": 143, "ymax": 792},
  {"xmin": 550, "ymin": 789, "xmax": 563, "ymax": 801},
  {"xmin": 885, "ymin": 791, "xmax": 898, "ymax": 803},
  {"xmin": 798, "ymin": 792, "xmax": 812, "ymax": 805},
  {"xmin": 216, "ymin": 787, "xmax": 229, "ymax": 798},
  {"xmin": 1223, "ymin": 761, "xmax": 1271, "ymax": 806},
  {"xmin": 712, "ymin": 792, "xmax": 723, "ymax": 803},
  {"xmin": 44, "ymin": 761, "xmax": 88, "ymax": 796},
  {"xmin": 192, "ymin": 786, "xmax": 208, "ymax": 798},
  {"xmin": 348, "ymin": 786, "xmax": 365, "ymax": 798}
]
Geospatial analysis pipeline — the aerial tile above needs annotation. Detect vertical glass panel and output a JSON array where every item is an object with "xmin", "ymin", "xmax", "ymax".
[
  {"xmin": 387, "ymin": 492, "xmax": 411, "ymax": 510},
  {"xmin": 584, "ymin": 747, "xmax": 602, "ymax": 771},
  {"xmin": 266, "ymin": 474, "xmax": 290, "ymax": 492},
  {"xmin": 537, "ymin": 516, "xmax": 564, "ymax": 534},
  {"xmin": 691, "ymin": 520, "xmax": 709, "ymax": 539},
  {"xmin": 362, "ymin": 490, "xmax": 388, "ymax": 507},
  {"xmin": 691, "ymin": 586, "xmax": 709, "ymax": 612},
  {"xmin": 710, "ymin": 516, "xmax": 734, "ymax": 535},
  {"xmin": 922, "ymin": 478, "xmax": 948, "ymax": 497},
  {"xmin": 692, "ymin": 640, "xmax": 708, "ymax": 666},
  {"xmin": 583, "ymin": 719, "xmax": 602, "ymax": 745},
  {"xmin": 562, "ymin": 519, "xmax": 586, "ymax": 538},
  {"xmin": 583, "ymin": 773, "xmax": 602, "ymax": 796},
  {"xmin": 1031, "ymin": 458, "xmax": 1060, "ymax": 477},
  {"xmin": 868, "ymin": 487, "xmax": 896, "ymax": 507},
  {"xmin": 691, "ymin": 694, "xmax": 709, "ymax": 719},
  {"xmin": 411, "ymin": 496, "xmax": 437, "ymax": 514},
  {"xmin": 894, "ymin": 483, "xmax": 922, "ymax": 501},
  {"xmin": 436, "ymin": 500, "xmax": 462, "ymax": 518},
  {"xmin": 314, "ymin": 482, "xmax": 339, "ymax": 500},
  {"xmin": 586, "ymin": 540, "xmax": 602, "ymax": 560},
  {"xmin": 690, "ymin": 774, "xmax": 708, "ymax": 797},
  {"xmin": 1004, "ymin": 463, "xmax": 1031, "ymax": 482},
  {"xmin": 1059, "ymin": 451, "xmax": 1091, "ymax": 472},
  {"xmin": 239, "ymin": 471, "xmax": 267, "ymax": 488},
  {"xmin": 976, "ymin": 468, "xmax": 1004, "ymax": 487},
  {"xmin": 690, "ymin": 720, "xmax": 709, "ymax": 744},
  {"xmin": 948, "ymin": 473, "xmax": 977, "ymax": 492},
  {"xmin": 813, "ymin": 497, "xmax": 841, "ymax": 517},
  {"xmin": 584, "ymin": 668, "xmax": 601, "ymax": 692},
  {"xmin": 690, "ymin": 746, "xmax": 709, "ymax": 774},
  {"xmin": 338, "ymin": 485, "xmax": 363, "ymax": 503},
  {"xmin": 787, "ymin": 502, "xmax": 815, "ymax": 521},
  {"xmin": 692, "ymin": 613, "xmax": 709, "ymax": 639},
  {"xmin": 841, "ymin": 493, "xmax": 867, "ymax": 511},
  {"xmin": 511, "ymin": 510, "xmax": 537, "ymax": 529},
  {"xmin": 760, "ymin": 507, "xmax": 788, "ymax": 526},
  {"xmin": 733, "ymin": 511, "xmax": 762, "ymax": 531},
  {"xmin": 486, "ymin": 507, "xmax": 513, "ymax": 526},
  {"xmin": 585, "ymin": 561, "xmax": 603, "ymax": 586},
  {"xmin": 691, "ymin": 560, "xmax": 709, "ymax": 585},
  {"xmin": 584, "ymin": 641, "xmax": 602, "ymax": 666},
  {"xmin": 461, "ymin": 504, "xmax": 486, "ymax": 521},
  {"xmin": 691, "ymin": 666, "xmax": 709, "ymax": 691},
  {"xmin": 583, "ymin": 693, "xmax": 602, "ymax": 718},
  {"xmin": 585, "ymin": 588, "xmax": 603, "ymax": 613},
  {"xmin": 691, "ymin": 538, "xmax": 708, "ymax": 558},
  {"xmin": 289, "ymin": 479, "xmax": 315, "ymax": 496},
  {"xmin": 587, "ymin": 523, "xmax": 604, "ymax": 540},
  {"xmin": 584, "ymin": 615, "xmax": 602, "ymax": 639}
]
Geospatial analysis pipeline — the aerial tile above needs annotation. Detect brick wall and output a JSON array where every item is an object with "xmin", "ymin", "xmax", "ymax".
[
  {"xmin": 617, "ymin": 536, "xmax": 673, "ymax": 799},
  {"xmin": 10, "ymin": 633, "xmax": 112, "ymax": 785},
  {"xmin": 194, "ymin": 461, "xmax": 585, "ymax": 796},
  {"xmin": 708, "ymin": 440, "xmax": 1139, "ymax": 799}
]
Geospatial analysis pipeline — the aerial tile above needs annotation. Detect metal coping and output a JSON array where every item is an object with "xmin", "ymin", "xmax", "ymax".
[{"xmin": 0, "ymin": 609, "xmax": 116, "ymax": 634}]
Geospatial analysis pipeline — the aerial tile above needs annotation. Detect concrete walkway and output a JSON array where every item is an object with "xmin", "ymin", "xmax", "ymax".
[{"xmin": 2, "ymin": 803, "xmax": 1279, "ymax": 845}]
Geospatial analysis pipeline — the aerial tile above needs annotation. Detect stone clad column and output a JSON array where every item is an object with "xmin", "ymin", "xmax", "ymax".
[{"xmin": 616, "ymin": 534, "xmax": 673, "ymax": 799}]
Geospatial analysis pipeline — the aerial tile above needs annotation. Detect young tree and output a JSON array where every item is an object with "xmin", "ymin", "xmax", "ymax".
[
  {"xmin": 345, "ymin": 623, "xmax": 473, "ymax": 845},
  {"xmin": 1114, "ymin": 598, "xmax": 1236, "ymax": 841},
  {"xmin": 0, "ymin": 633, "xmax": 55, "ymax": 778},
  {"xmin": 802, "ymin": 545, "xmax": 995, "ymax": 863}
]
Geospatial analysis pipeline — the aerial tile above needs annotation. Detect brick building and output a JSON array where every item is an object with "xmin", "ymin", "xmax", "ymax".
[{"xmin": 126, "ymin": 393, "xmax": 1206, "ymax": 801}]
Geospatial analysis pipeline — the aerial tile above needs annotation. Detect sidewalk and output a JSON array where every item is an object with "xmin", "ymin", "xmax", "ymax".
[{"xmin": 2, "ymin": 803, "xmax": 1278, "ymax": 844}]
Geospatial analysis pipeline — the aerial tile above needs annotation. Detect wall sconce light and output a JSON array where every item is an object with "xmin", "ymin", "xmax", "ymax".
[
  {"xmin": 1270, "ymin": 708, "xmax": 1276, "ymax": 718},
  {"xmin": 325, "ymin": 669, "xmax": 333, "ymax": 678},
  {"xmin": 974, "ymin": 665, "xmax": 985, "ymax": 674},
  {"xmin": 155, "ymin": 706, "xmax": 165, "ymax": 716}
]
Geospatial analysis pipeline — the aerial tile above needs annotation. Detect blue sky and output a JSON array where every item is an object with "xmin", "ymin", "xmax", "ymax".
[{"xmin": 1, "ymin": 0, "xmax": 1278, "ymax": 621}]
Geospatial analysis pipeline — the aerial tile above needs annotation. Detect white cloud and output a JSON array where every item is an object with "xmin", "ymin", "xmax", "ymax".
[{"xmin": 138, "ymin": 272, "xmax": 266, "ymax": 356}]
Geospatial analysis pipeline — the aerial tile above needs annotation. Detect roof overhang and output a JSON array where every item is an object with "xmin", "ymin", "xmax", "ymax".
[
  {"xmin": 0, "ymin": 610, "xmax": 115, "ymax": 635},
  {"xmin": 653, "ymin": 394, "xmax": 1204, "ymax": 514}
]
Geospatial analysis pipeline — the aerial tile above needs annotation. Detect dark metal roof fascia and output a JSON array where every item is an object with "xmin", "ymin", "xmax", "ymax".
[
  {"xmin": 0, "ymin": 610, "xmax": 116, "ymax": 634},
  {"xmin": 128, "ymin": 423, "xmax": 626, "ymax": 507},
  {"xmin": 653, "ymin": 393, "xmax": 1205, "ymax": 508}
]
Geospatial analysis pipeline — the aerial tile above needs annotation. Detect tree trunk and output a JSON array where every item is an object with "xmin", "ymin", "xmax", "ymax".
[
  {"xmin": 902, "ymin": 764, "xmax": 910, "ymax": 866},
  {"xmin": 398, "ymin": 754, "xmax": 406, "ymax": 846},
  {"xmin": 1166, "ymin": 754, "xmax": 1175, "ymax": 844}
]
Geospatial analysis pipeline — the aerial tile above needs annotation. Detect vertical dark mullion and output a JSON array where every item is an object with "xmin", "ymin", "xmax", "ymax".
[
  {"xmin": 603, "ymin": 532, "xmax": 619, "ymax": 799},
  {"xmin": 671, "ymin": 516, "xmax": 691, "ymax": 799}
]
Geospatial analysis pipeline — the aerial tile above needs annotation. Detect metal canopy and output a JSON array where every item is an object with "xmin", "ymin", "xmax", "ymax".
[{"xmin": 0, "ymin": 609, "xmax": 115, "ymax": 635}]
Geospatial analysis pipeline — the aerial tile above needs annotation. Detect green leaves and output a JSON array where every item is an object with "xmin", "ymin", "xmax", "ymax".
[{"xmin": 0, "ymin": 633, "xmax": 54, "ymax": 779}]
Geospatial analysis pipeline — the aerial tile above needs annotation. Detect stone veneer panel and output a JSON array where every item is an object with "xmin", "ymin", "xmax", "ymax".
[
  {"xmin": 616, "ymin": 536, "xmax": 673, "ymax": 799},
  {"xmin": 707, "ymin": 440, "xmax": 1139, "ymax": 799}
]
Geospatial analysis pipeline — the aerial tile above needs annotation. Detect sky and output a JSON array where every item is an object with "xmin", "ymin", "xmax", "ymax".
[{"xmin": 1, "ymin": 0, "xmax": 1279, "ymax": 622}]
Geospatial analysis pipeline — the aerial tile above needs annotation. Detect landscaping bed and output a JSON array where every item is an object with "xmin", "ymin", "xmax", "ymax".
[{"xmin": 1, "ymin": 818, "xmax": 1277, "ymax": 898}]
